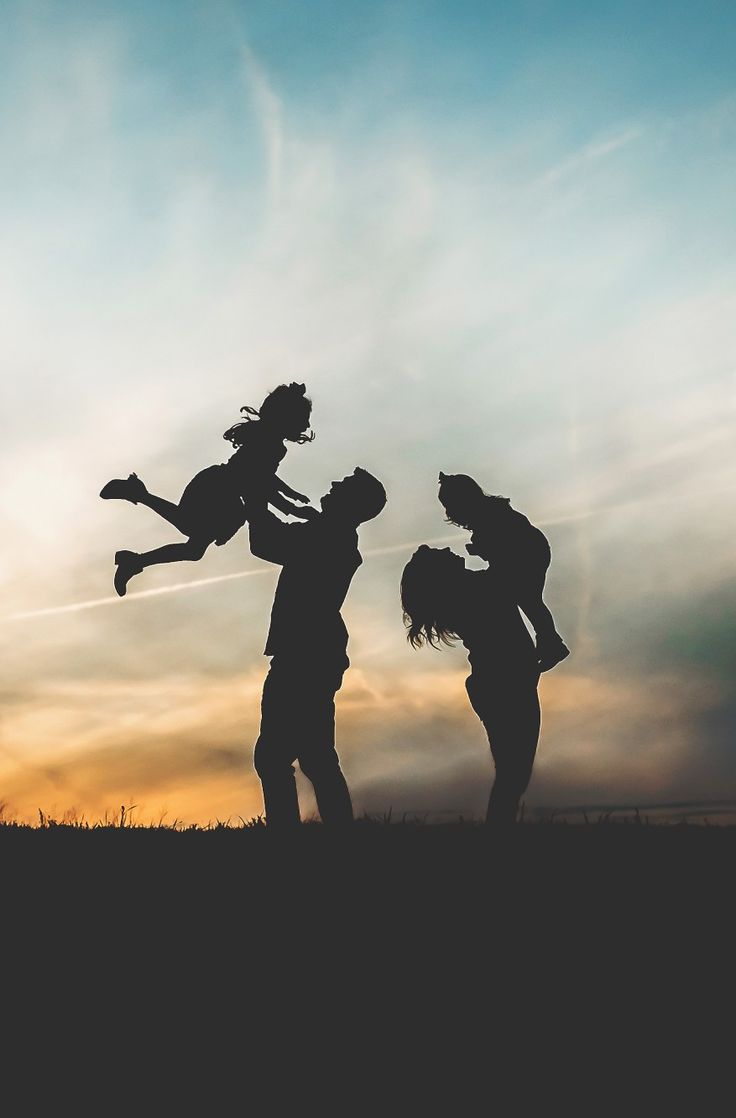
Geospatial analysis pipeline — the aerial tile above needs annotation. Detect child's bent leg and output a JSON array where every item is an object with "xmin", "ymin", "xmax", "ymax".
[
  {"xmin": 516, "ymin": 569, "xmax": 570, "ymax": 670},
  {"xmin": 519, "ymin": 593, "xmax": 558, "ymax": 644},
  {"xmin": 136, "ymin": 491, "xmax": 192, "ymax": 535},
  {"xmin": 515, "ymin": 568, "xmax": 556, "ymax": 641},
  {"xmin": 136, "ymin": 537, "xmax": 212, "ymax": 568},
  {"xmin": 519, "ymin": 591, "xmax": 570, "ymax": 670},
  {"xmin": 113, "ymin": 537, "xmax": 211, "ymax": 597},
  {"xmin": 100, "ymin": 473, "xmax": 193, "ymax": 535}
]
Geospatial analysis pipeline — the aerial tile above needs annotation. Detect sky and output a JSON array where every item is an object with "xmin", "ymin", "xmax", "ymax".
[{"xmin": 1, "ymin": 0, "xmax": 735, "ymax": 823}]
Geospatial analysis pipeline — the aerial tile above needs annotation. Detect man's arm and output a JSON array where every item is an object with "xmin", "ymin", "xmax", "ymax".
[{"xmin": 248, "ymin": 503, "xmax": 304, "ymax": 566}]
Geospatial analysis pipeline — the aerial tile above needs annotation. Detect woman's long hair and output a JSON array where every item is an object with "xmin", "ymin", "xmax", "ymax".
[
  {"xmin": 400, "ymin": 546, "xmax": 462, "ymax": 649},
  {"xmin": 223, "ymin": 382, "xmax": 315, "ymax": 447}
]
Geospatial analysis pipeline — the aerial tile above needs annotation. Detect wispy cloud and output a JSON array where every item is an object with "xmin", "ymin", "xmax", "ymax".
[
  {"xmin": 532, "ymin": 127, "xmax": 643, "ymax": 190},
  {"xmin": 241, "ymin": 42, "xmax": 285, "ymax": 203}
]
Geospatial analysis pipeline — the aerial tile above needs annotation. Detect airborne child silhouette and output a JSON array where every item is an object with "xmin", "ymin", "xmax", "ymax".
[
  {"xmin": 438, "ymin": 472, "xmax": 570, "ymax": 671},
  {"xmin": 100, "ymin": 382, "xmax": 316, "ymax": 596}
]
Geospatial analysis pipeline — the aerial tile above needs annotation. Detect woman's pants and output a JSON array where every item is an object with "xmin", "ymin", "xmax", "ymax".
[{"xmin": 465, "ymin": 670, "xmax": 541, "ymax": 825}]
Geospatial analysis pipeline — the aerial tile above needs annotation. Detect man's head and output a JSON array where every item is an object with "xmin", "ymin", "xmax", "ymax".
[{"xmin": 320, "ymin": 468, "xmax": 387, "ymax": 525}]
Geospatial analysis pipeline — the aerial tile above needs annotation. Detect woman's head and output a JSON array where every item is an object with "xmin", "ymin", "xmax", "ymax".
[
  {"xmin": 401, "ymin": 545, "xmax": 466, "ymax": 649},
  {"xmin": 224, "ymin": 383, "xmax": 315, "ymax": 447}
]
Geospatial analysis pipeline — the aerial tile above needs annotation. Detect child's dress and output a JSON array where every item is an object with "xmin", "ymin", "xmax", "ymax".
[{"xmin": 178, "ymin": 422, "xmax": 287, "ymax": 546}]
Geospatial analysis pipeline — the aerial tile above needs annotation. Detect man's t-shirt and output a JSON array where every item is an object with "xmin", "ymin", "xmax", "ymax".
[{"xmin": 249, "ymin": 512, "xmax": 362, "ymax": 667}]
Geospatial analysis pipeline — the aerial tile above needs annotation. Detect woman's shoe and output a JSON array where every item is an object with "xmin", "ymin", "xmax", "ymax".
[
  {"xmin": 114, "ymin": 551, "xmax": 143, "ymax": 597},
  {"xmin": 100, "ymin": 473, "xmax": 147, "ymax": 503}
]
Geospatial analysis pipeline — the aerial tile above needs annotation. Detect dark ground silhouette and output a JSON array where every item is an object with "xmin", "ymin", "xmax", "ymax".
[
  {"xmin": 5, "ymin": 819, "xmax": 734, "ymax": 991},
  {"xmin": 4, "ymin": 819, "xmax": 731, "ymax": 1102}
]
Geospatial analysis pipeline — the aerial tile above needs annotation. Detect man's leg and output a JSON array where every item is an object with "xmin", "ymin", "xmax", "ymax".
[
  {"xmin": 297, "ymin": 674, "xmax": 353, "ymax": 826},
  {"xmin": 253, "ymin": 662, "xmax": 301, "ymax": 828}
]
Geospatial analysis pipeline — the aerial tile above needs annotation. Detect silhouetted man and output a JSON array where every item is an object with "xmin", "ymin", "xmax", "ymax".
[{"xmin": 249, "ymin": 468, "xmax": 387, "ymax": 827}]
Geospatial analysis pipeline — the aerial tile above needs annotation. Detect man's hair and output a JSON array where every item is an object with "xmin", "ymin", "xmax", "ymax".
[{"xmin": 349, "ymin": 468, "xmax": 387, "ymax": 524}]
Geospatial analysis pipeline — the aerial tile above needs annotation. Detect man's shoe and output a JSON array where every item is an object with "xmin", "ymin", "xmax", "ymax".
[
  {"xmin": 114, "ymin": 551, "xmax": 143, "ymax": 597},
  {"xmin": 100, "ymin": 473, "xmax": 147, "ymax": 504}
]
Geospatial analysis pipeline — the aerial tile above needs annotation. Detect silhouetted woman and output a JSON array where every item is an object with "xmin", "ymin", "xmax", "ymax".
[{"xmin": 401, "ymin": 545, "xmax": 541, "ymax": 825}]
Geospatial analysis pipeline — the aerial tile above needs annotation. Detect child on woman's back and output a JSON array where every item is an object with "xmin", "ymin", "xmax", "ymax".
[
  {"xmin": 438, "ymin": 472, "xmax": 570, "ymax": 671},
  {"xmin": 100, "ymin": 382, "xmax": 316, "ymax": 596}
]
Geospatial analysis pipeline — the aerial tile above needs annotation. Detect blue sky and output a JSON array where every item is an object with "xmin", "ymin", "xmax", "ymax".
[{"xmin": 1, "ymin": 0, "xmax": 735, "ymax": 821}]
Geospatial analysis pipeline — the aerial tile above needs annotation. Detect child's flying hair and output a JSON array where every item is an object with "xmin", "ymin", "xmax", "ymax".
[{"xmin": 223, "ymin": 382, "xmax": 316, "ymax": 448}]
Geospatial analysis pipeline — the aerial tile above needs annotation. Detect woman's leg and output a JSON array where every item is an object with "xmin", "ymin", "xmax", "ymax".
[
  {"xmin": 468, "ymin": 675, "xmax": 541, "ymax": 825},
  {"xmin": 486, "ymin": 687, "xmax": 540, "ymax": 824}
]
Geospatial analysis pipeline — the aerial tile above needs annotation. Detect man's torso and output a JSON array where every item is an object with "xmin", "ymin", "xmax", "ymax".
[{"xmin": 264, "ymin": 516, "xmax": 362, "ymax": 666}]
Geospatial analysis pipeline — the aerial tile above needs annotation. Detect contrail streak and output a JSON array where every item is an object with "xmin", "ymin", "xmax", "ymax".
[
  {"xmin": 3, "ymin": 533, "xmax": 464, "ymax": 622},
  {"xmin": 4, "ymin": 514, "xmax": 598, "ymax": 624},
  {"xmin": 4, "ymin": 567, "xmax": 276, "ymax": 622}
]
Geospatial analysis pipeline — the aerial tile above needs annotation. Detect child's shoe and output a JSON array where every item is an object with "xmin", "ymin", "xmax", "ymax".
[
  {"xmin": 100, "ymin": 473, "xmax": 147, "ymax": 504},
  {"xmin": 537, "ymin": 633, "xmax": 570, "ymax": 672},
  {"xmin": 114, "ymin": 551, "xmax": 143, "ymax": 597}
]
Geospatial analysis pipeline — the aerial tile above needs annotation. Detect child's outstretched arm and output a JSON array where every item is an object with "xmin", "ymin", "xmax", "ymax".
[
  {"xmin": 273, "ymin": 474, "xmax": 309, "ymax": 503},
  {"xmin": 249, "ymin": 501, "xmax": 300, "ymax": 565},
  {"xmin": 267, "ymin": 489, "xmax": 316, "ymax": 520},
  {"xmin": 266, "ymin": 477, "xmax": 316, "ymax": 519}
]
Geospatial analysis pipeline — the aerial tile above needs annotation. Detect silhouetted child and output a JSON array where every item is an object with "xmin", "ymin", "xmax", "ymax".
[
  {"xmin": 438, "ymin": 472, "xmax": 570, "ymax": 671},
  {"xmin": 101, "ymin": 382, "xmax": 316, "ymax": 596}
]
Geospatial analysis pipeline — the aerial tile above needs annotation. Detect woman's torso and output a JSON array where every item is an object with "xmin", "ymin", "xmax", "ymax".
[{"xmin": 455, "ymin": 568, "xmax": 538, "ymax": 679}]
